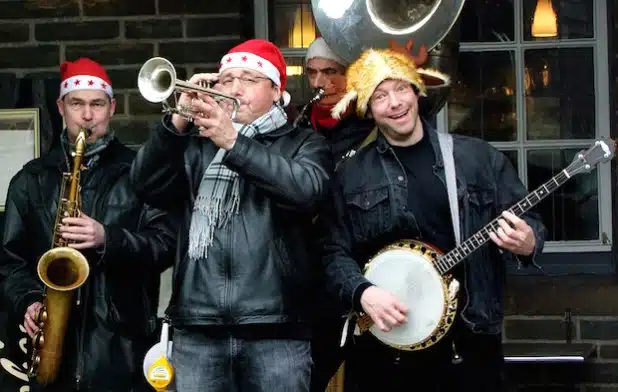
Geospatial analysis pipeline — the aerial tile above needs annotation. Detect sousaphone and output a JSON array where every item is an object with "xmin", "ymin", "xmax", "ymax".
[{"xmin": 311, "ymin": 0, "xmax": 466, "ymax": 117}]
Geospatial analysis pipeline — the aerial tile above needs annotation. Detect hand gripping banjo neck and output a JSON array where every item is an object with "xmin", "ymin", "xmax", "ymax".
[
  {"xmin": 437, "ymin": 137, "xmax": 615, "ymax": 275},
  {"xmin": 437, "ymin": 167, "xmax": 572, "ymax": 275},
  {"xmin": 353, "ymin": 137, "xmax": 615, "ymax": 353}
]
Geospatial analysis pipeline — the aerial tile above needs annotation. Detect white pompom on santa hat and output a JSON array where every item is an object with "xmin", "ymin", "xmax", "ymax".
[
  {"xmin": 59, "ymin": 57, "xmax": 113, "ymax": 99},
  {"xmin": 219, "ymin": 39, "xmax": 291, "ymax": 107}
]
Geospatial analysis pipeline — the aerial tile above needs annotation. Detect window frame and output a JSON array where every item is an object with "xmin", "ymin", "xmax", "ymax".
[
  {"xmin": 438, "ymin": 0, "xmax": 611, "ymax": 254},
  {"xmin": 255, "ymin": 0, "xmax": 615, "ymax": 274}
]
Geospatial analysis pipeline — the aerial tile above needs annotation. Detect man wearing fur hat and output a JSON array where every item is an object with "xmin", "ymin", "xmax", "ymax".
[
  {"xmin": 317, "ymin": 48, "xmax": 547, "ymax": 391},
  {"xmin": 130, "ymin": 39, "xmax": 332, "ymax": 392},
  {"xmin": 0, "ymin": 58, "xmax": 177, "ymax": 392}
]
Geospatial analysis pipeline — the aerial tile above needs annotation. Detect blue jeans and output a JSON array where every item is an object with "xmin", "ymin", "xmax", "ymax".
[{"xmin": 172, "ymin": 328, "xmax": 312, "ymax": 392}]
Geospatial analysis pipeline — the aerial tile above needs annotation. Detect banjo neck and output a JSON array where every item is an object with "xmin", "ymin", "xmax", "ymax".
[{"xmin": 434, "ymin": 169, "xmax": 571, "ymax": 276}]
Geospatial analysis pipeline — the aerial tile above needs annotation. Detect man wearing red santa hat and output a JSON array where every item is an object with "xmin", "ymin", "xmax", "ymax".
[
  {"xmin": 0, "ymin": 57, "xmax": 176, "ymax": 392},
  {"xmin": 130, "ymin": 39, "xmax": 332, "ymax": 391}
]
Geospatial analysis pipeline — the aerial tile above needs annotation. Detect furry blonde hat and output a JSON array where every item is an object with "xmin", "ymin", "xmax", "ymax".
[{"xmin": 331, "ymin": 48, "xmax": 450, "ymax": 119}]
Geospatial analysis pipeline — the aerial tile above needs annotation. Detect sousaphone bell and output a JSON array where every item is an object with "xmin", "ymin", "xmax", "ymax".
[{"xmin": 312, "ymin": 0, "xmax": 466, "ymax": 117}]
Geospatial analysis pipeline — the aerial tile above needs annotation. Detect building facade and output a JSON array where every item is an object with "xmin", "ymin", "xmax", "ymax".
[{"xmin": 0, "ymin": 0, "xmax": 616, "ymax": 390}]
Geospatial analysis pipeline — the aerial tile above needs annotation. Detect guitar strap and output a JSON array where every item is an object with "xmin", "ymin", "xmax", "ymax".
[{"xmin": 437, "ymin": 131, "xmax": 461, "ymax": 246}]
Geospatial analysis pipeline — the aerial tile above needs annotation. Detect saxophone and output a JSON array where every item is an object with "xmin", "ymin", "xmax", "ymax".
[{"xmin": 27, "ymin": 127, "xmax": 92, "ymax": 385}]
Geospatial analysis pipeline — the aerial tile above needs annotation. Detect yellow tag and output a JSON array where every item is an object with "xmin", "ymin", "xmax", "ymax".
[{"xmin": 147, "ymin": 355, "xmax": 174, "ymax": 391}]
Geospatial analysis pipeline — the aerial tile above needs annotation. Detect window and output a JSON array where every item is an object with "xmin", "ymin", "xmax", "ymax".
[
  {"xmin": 255, "ymin": 0, "xmax": 612, "ymax": 274},
  {"xmin": 260, "ymin": 0, "xmax": 318, "ymax": 107},
  {"xmin": 441, "ymin": 0, "xmax": 611, "ymax": 275}
]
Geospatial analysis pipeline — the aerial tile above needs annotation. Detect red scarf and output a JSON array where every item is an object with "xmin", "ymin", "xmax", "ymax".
[{"xmin": 310, "ymin": 103, "xmax": 340, "ymax": 131}]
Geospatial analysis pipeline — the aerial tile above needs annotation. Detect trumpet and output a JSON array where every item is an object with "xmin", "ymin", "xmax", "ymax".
[{"xmin": 138, "ymin": 57, "xmax": 241, "ymax": 121}]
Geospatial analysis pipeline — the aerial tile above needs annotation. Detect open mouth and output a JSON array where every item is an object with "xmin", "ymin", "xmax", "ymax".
[{"xmin": 389, "ymin": 110, "xmax": 409, "ymax": 120}]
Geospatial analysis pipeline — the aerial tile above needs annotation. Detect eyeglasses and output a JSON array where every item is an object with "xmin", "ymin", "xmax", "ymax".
[{"xmin": 219, "ymin": 75, "xmax": 271, "ymax": 88}]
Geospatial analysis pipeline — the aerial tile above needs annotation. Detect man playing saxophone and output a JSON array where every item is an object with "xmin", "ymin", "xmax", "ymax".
[{"xmin": 0, "ymin": 57, "xmax": 176, "ymax": 392}]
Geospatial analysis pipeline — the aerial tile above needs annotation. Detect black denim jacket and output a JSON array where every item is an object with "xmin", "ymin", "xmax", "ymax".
[{"xmin": 317, "ymin": 122, "xmax": 547, "ymax": 334}]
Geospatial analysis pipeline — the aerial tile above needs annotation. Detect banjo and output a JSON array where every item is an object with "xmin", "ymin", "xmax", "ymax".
[{"xmin": 353, "ymin": 137, "xmax": 616, "ymax": 351}]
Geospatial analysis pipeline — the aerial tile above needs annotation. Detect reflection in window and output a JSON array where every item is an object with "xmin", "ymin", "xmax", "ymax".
[
  {"xmin": 527, "ymin": 149, "xmax": 599, "ymax": 241},
  {"xmin": 523, "ymin": 0, "xmax": 594, "ymax": 40},
  {"xmin": 448, "ymin": 51, "xmax": 517, "ymax": 142},
  {"xmin": 525, "ymin": 47, "xmax": 595, "ymax": 140},
  {"xmin": 270, "ymin": 1, "xmax": 317, "ymax": 49},
  {"xmin": 458, "ymin": 0, "xmax": 514, "ymax": 42},
  {"xmin": 283, "ymin": 57, "xmax": 312, "ymax": 106}
]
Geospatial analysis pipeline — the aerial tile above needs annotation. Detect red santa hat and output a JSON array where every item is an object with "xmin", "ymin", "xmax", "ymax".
[
  {"xmin": 219, "ymin": 39, "xmax": 291, "ymax": 107},
  {"xmin": 59, "ymin": 58, "xmax": 113, "ymax": 99}
]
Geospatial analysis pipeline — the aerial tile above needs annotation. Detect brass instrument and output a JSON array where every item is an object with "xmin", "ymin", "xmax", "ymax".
[
  {"xmin": 28, "ymin": 128, "xmax": 91, "ymax": 385},
  {"xmin": 293, "ymin": 88, "xmax": 325, "ymax": 127},
  {"xmin": 138, "ymin": 57, "xmax": 241, "ymax": 121},
  {"xmin": 311, "ymin": 0, "xmax": 465, "ymax": 117}
]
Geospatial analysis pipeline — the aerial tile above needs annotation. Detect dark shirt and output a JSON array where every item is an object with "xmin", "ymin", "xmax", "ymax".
[
  {"xmin": 391, "ymin": 130, "xmax": 455, "ymax": 253},
  {"xmin": 353, "ymin": 130, "xmax": 465, "ymax": 312}
]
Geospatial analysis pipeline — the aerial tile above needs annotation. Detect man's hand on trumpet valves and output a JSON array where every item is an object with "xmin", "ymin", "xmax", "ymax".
[
  {"xmin": 171, "ymin": 72, "xmax": 220, "ymax": 132},
  {"xmin": 192, "ymin": 94, "xmax": 238, "ymax": 151}
]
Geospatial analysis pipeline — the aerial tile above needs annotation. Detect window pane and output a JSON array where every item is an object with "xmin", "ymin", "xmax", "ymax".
[
  {"xmin": 527, "ymin": 148, "xmax": 599, "ymax": 241},
  {"xmin": 270, "ymin": 0, "xmax": 317, "ymax": 49},
  {"xmin": 522, "ymin": 0, "xmax": 593, "ymax": 41},
  {"xmin": 449, "ymin": 51, "xmax": 517, "ymax": 142},
  {"xmin": 459, "ymin": 0, "xmax": 514, "ymax": 42},
  {"xmin": 283, "ymin": 57, "xmax": 313, "ymax": 107},
  {"xmin": 524, "ymin": 47, "xmax": 595, "ymax": 140}
]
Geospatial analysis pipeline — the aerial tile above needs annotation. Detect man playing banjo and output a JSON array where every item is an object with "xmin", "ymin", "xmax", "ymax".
[{"xmin": 317, "ymin": 48, "xmax": 547, "ymax": 391}]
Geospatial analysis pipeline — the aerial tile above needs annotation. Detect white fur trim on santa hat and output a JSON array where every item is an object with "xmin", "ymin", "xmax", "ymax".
[
  {"xmin": 305, "ymin": 37, "xmax": 349, "ymax": 67},
  {"xmin": 281, "ymin": 91, "xmax": 291, "ymax": 107},
  {"xmin": 220, "ymin": 52, "xmax": 281, "ymax": 86},
  {"xmin": 60, "ymin": 75, "xmax": 113, "ymax": 98}
]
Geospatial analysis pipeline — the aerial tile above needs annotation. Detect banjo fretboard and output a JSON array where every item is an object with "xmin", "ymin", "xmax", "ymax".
[{"xmin": 434, "ymin": 170, "xmax": 571, "ymax": 275}]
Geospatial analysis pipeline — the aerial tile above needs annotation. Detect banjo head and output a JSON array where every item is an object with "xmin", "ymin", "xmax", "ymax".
[{"xmin": 363, "ymin": 240, "xmax": 453, "ymax": 350}]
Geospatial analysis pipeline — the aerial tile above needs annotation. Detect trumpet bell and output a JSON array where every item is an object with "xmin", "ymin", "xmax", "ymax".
[
  {"xmin": 137, "ymin": 57, "xmax": 241, "ymax": 121},
  {"xmin": 138, "ymin": 57, "xmax": 176, "ymax": 104}
]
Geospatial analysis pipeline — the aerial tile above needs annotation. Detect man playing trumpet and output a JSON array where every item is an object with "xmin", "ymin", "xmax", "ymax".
[{"xmin": 131, "ymin": 39, "xmax": 333, "ymax": 392}]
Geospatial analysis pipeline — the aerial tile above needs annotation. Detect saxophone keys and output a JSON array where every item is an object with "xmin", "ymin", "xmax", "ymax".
[
  {"xmin": 35, "ymin": 308, "xmax": 48, "ymax": 324},
  {"xmin": 33, "ymin": 331, "xmax": 44, "ymax": 349},
  {"xmin": 28, "ymin": 355, "xmax": 40, "ymax": 378}
]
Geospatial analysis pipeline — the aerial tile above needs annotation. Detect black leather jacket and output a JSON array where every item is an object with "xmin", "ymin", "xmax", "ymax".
[
  {"xmin": 130, "ymin": 116, "xmax": 332, "ymax": 337},
  {"xmin": 294, "ymin": 103, "xmax": 374, "ymax": 163},
  {"xmin": 0, "ymin": 139, "xmax": 176, "ymax": 392},
  {"xmin": 318, "ymin": 125, "xmax": 547, "ymax": 335}
]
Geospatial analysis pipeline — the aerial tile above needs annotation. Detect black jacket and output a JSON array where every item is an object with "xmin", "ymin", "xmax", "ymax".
[
  {"xmin": 294, "ymin": 103, "xmax": 374, "ymax": 163},
  {"xmin": 0, "ymin": 138, "xmax": 177, "ymax": 392},
  {"xmin": 130, "ymin": 116, "xmax": 332, "ymax": 337},
  {"xmin": 318, "ymin": 126, "xmax": 547, "ymax": 334}
]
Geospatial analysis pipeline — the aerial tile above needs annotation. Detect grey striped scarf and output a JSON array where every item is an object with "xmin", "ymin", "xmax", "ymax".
[{"xmin": 188, "ymin": 105, "xmax": 288, "ymax": 260}]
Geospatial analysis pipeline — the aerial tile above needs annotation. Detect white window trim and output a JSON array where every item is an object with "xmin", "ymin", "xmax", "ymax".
[{"xmin": 259, "ymin": 0, "xmax": 612, "ymax": 253}]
